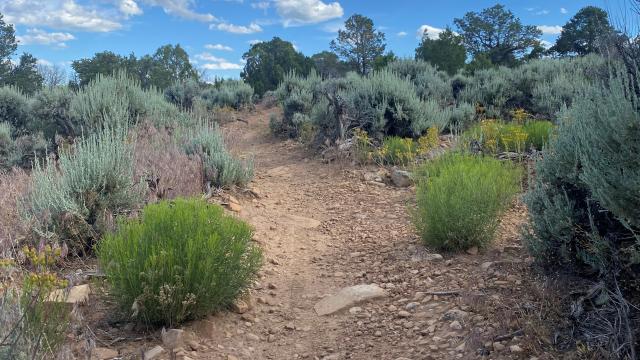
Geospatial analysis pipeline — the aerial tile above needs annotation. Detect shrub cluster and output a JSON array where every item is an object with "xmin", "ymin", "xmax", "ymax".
[
  {"xmin": 524, "ymin": 63, "xmax": 639, "ymax": 357},
  {"xmin": 413, "ymin": 153, "xmax": 521, "ymax": 251},
  {"xmin": 22, "ymin": 125, "xmax": 145, "ymax": 254},
  {"xmin": 182, "ymin": 123, "xmax": 254, "ymax": 188},
  {"xmin": 165, "ymin": 79, "xmax": 254, "ymax": 112},
  {"xmin": 271, "ymin": 56, "xmax": 609, "ymax": 151},
  {"xmin": 97, "ymin": 198, "xmax": 262, "ymax": 326},
  {"xmin": 462, "ymin": 119, "xmax": 554, "ymax": 154}
]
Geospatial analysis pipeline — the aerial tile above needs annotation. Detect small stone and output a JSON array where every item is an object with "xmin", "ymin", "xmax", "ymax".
[
  {"xmin": 391, "ymin": 169, "xmax": 412, "ymax": 187},
  {"xmin": 161, "ymin": 328, "xmax": 184, "ymax": 350},
  {"xmin": 480, "ymin": 262, "xmax": 493, "ymax": 270},
  {"xmin": 227, "ymin": 355, "xmax": 239, "ymax": 360},
  {"xmin": 92, "ymin": 347, "xmax": 118, "ymax": 359},
  {"xmin": 144, "ymin": 345, "xmax": 165, "ymax": 360},
  {"xmin": 47, "ymin": 284, "xmax": 91, "ymax": 306},
  {"xmin": 267, "ymin": 282, "xmax": 277, "ymax": 289},
  {"xmin": 509, "ymin": 345, "xmax": 523, "ymax": 353},
  {"xmin": 284, "ymin": 323, "xmax": 295, "ymax": 330},
  {"xmin": 247, "ymin": 333, "xmax": 260, "ymax": 341},
  {"xmin": 466, "ymin": 246, "xmax": 478, "ymax": 255},
  {"xmin": 348, "ymin": 306, "xmax": 363, "ymax": 315},
  {"xmin": 405, "ymin": 302, "xmax": 419, "ymax": 311},
  {"xmin": 314, "ymin": 284, "xmax": 387, "ymax": 316},
  {"xmin": 449, "ymin": 320, "xmax": 463, "ymax": 330},
  {"xmin": 398, "ymin": 310, "xmax": 411, "ymax": 318},
  {"xmin": 227, "ymin": 202, "xmax": 242, "ymax": 212},
  {"xmin": 232, "ymin": 299, "xmax": 250, "ymax": 314},
  {"xmin": 374, "ymin": 331, "xmax": 382, "ymax": 337},
  {"xmin": 493, "ymin": 342, "xmax": 505, "ymax": 351},
  {"xmin": 267, "ymin": 334, "xmax": 276, "ymax": 342}
]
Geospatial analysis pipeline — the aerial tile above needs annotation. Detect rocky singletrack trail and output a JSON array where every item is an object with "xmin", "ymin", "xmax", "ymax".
[{"xmin": 168, "ymin": 106, "xmax": 538, "ymax": 360}]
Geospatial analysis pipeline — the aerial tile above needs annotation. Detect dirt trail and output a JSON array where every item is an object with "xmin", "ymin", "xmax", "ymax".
[{"xmin": 178, "ymin": 106, "xmax": 533, "ymax": 360}]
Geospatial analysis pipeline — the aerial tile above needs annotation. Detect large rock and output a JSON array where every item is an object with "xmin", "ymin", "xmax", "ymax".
[
  {"xmin": 391, "ymin": 169, "xmax": 412, "ymax": 188},
  {"xmin": 314, "ymin": 284, "xmax": 387, "ymax": 316}
]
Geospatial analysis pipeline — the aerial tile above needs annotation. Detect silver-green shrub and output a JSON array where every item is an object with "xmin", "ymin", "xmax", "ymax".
[
  {"xmin": 70, "ymin": 72, "xmax": 181, "ymax": 130},
  {"xmin": 23, "ymin": 124, "xmax": 144, "ymax": 253},
  {"xmin": 29, "ymin": 87, "xmax": 77, "ymax": 140},
  {"xmin": 0, "ymin": 86, "xmax": 30, "ymax": 133},
  {"xmin": 182, "ymin": 123, "xmax": 253, "ymax": 188},
  {"xmin": 200, "ymin": 80, "xmax": 254, "ymax": 110}
]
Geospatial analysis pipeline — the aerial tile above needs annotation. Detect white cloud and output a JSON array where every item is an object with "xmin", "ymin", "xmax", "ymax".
[
  {"xmin": 252, "ymin": 1, "xmax": 270, "ymax": 10},
  {"xmin": 202, "ymin": 62, "xmax": 243, "ymax": 70},
  {"xmin": 540, "ymin": 39, "xmax": 553, "ymax": 49},
  {"xmin": 142, "ymin": 0, "xmax": 216, "ymax": 22},
  {"xmin": 213, "ymin": 22, "xmax": 263, "ymax": 34},
  {"xmin": 560, "ymin": 7, "xmax": 568, "ymax": 14},
  {"xmin": 205, "ymin": 43, "xmax": 234, "ymax": 51},
  {"xmin": 322, "ymin": 21, "xmax": 343, "ymax": 33},
  {"xmin": 17, "ymin": 28, "xmax": 76, "ymax": 47},
  {"xmin": 275, "ymin": 0, "xmax": 343, "ymax": 27},
  {"xmin": 118, "ymin": 0, "xmax": 143, "ymax": 17},
  {"xmin": 416, "ymin": 25, "xmax": 445, "ymax": 40},
  {"xmin": 397, "ymin": 31, "xmax": 407, "ymax": 37},
  {"xmin": 195, "ymin": 52, "xmax": 227, "ymax": 62},
  {"xmin": 538, "ymin": 25, "xmax": 562, "ymax": 35},
  {"xmin": 536, "ymin": 9, "xmax": 550, "ymax": 15},
  {"xmin": 248, "ymin": 39, "xmax": 263, "ymax": 45},
  {"xmin": 197, "ymin": 52, "xmax": 243, "ymax": 70},
  {"xmin": 36, "ymin": 58, "xmax": 53, "ymax": 66},
  {"xmin": 1, "ymin": 0, "xmax": 122, "ymax": 32}
]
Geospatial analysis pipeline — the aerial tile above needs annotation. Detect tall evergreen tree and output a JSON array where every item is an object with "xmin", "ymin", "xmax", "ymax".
[
  {"xmin": 550, "ymin": 6, "xmax": 615, "ymax": 56},
  {"xmin": 454, "ymin": 4, "xmax": 542, "ymax": 66},
  {"xmin": 330, "ymin": 14, "xmax": 386, "ymax": 75},
  {"xmin": 415, "ymin": 28, "xmax": 466, "ymax": 75},
  {"xmin": 241, "ymin": 37, "xmax": 313, "ymax": 96},
  {"xmin": 0, "ymin": 13, "xmax": 17, "ymax": 84}
]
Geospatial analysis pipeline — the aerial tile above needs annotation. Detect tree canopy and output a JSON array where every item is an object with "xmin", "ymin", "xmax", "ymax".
[
  {"xmin": 0, "ymin": 13, "xmax": 16, "ymax": 83},
  {"xmin": 454, "ymin": 4, "xmax": 542, "ymax": 66},
  {"xmin": 330, "ymin": 14, "xmax": 386, "ymax": 75},
  {"xmin": 415, "ymin": 28, "xmax": 466, "ymax": 75},
  {"xmin": 5, "ymin": 53, "xmax": 43, "ymax": 95},
  {"xmin": 241, "ymin": 37, "xmax": 313, "ymax": 96},
  {"xmin": 550, "ymin": 6, "xmax": 615, "ymax": 56},
  {"xmin": 311, "ymin": 51, "xmax": 352, "ymax": 78},
  {"xmin": 71, "ymin": 44, "xmax": 198, "ymax": 89}
]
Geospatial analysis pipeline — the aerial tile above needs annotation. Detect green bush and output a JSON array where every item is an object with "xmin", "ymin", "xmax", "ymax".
[
  {"xmin": 182, "ymin": 123, "xmax": 253, "ymax": 188},
  {"xmin": 97, "ymin": 198, "xmax": 262, "ymax": 326},
  {"xmin": 164, "ymin": 78, "xmax": 201, "ymax": 110},
  {"xmin": 378, "ymin": 136, "xmax": 417, "ymax": 166},
  {"xmin": 0, "ymin": 86, "xmax": 30, "ymax": 134},
  {"xmin": 200, "ymin": 80, "xmax": 254, "ymax": 110},
  {"xmin": 413, "ymin": 153, "xmax": 521, "ymax": 251},
  {"xmin": 29, "ymin": 87, "xmax": 78, "ymax": 140},
  {"xmin": 23, "ymin": 125, "xmax": 145, "ymax": 253},
  {"xmin": 522, "ymin": 120, "xmax": 554, "ymax": 150}
]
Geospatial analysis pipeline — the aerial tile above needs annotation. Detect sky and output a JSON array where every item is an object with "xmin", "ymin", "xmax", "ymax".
[{"xmin": 1, "ymin": 0, "xmax": 612, "ymax": 80}]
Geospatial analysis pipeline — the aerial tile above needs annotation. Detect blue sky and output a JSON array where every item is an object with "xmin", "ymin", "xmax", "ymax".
[{"xmin": 1, "ymin": 0, "xmax": 607, "ymax": 79}]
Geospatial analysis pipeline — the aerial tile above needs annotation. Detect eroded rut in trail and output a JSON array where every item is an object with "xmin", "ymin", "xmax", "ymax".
[{"xmin": 173, "ymin": 106, "xmax": 534, "ymax": 360}]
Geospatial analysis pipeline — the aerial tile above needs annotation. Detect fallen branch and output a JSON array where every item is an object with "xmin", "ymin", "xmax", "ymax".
[
  {"xmin": 426, "ymin": 290, "xmax": 461, "ymax": 296},
  {"xmin": 493, "ymin": 329, "xmax": 524, "ymax": 342}
]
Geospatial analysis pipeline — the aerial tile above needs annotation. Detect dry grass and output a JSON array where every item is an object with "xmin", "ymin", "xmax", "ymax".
[
  {"xmin": 0, "ymin": 168, "xmax": 30, "ymax": 256},
  {"xmin": 134, "ymin": 124, "xmax": 203, "ymax": 201}
]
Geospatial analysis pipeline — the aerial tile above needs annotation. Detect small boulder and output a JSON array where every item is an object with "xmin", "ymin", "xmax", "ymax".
[
  {"xmin": 161, "ymin": 328, "xmax": 184, "ymax": 350},
  {"xmin": 47, "ymin": 284, "xmax": 90, "ymax": 306},
  {"xmin": 314, "ymin": 284, "xmax": 387, "ymax": 316},
  {"xmin": 391, "ymin": 169, "xmax": 412, "ymax": 188},
  {"xmin": 144, "ymin": 345, "xmax": 165, "ymax": 360}
]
